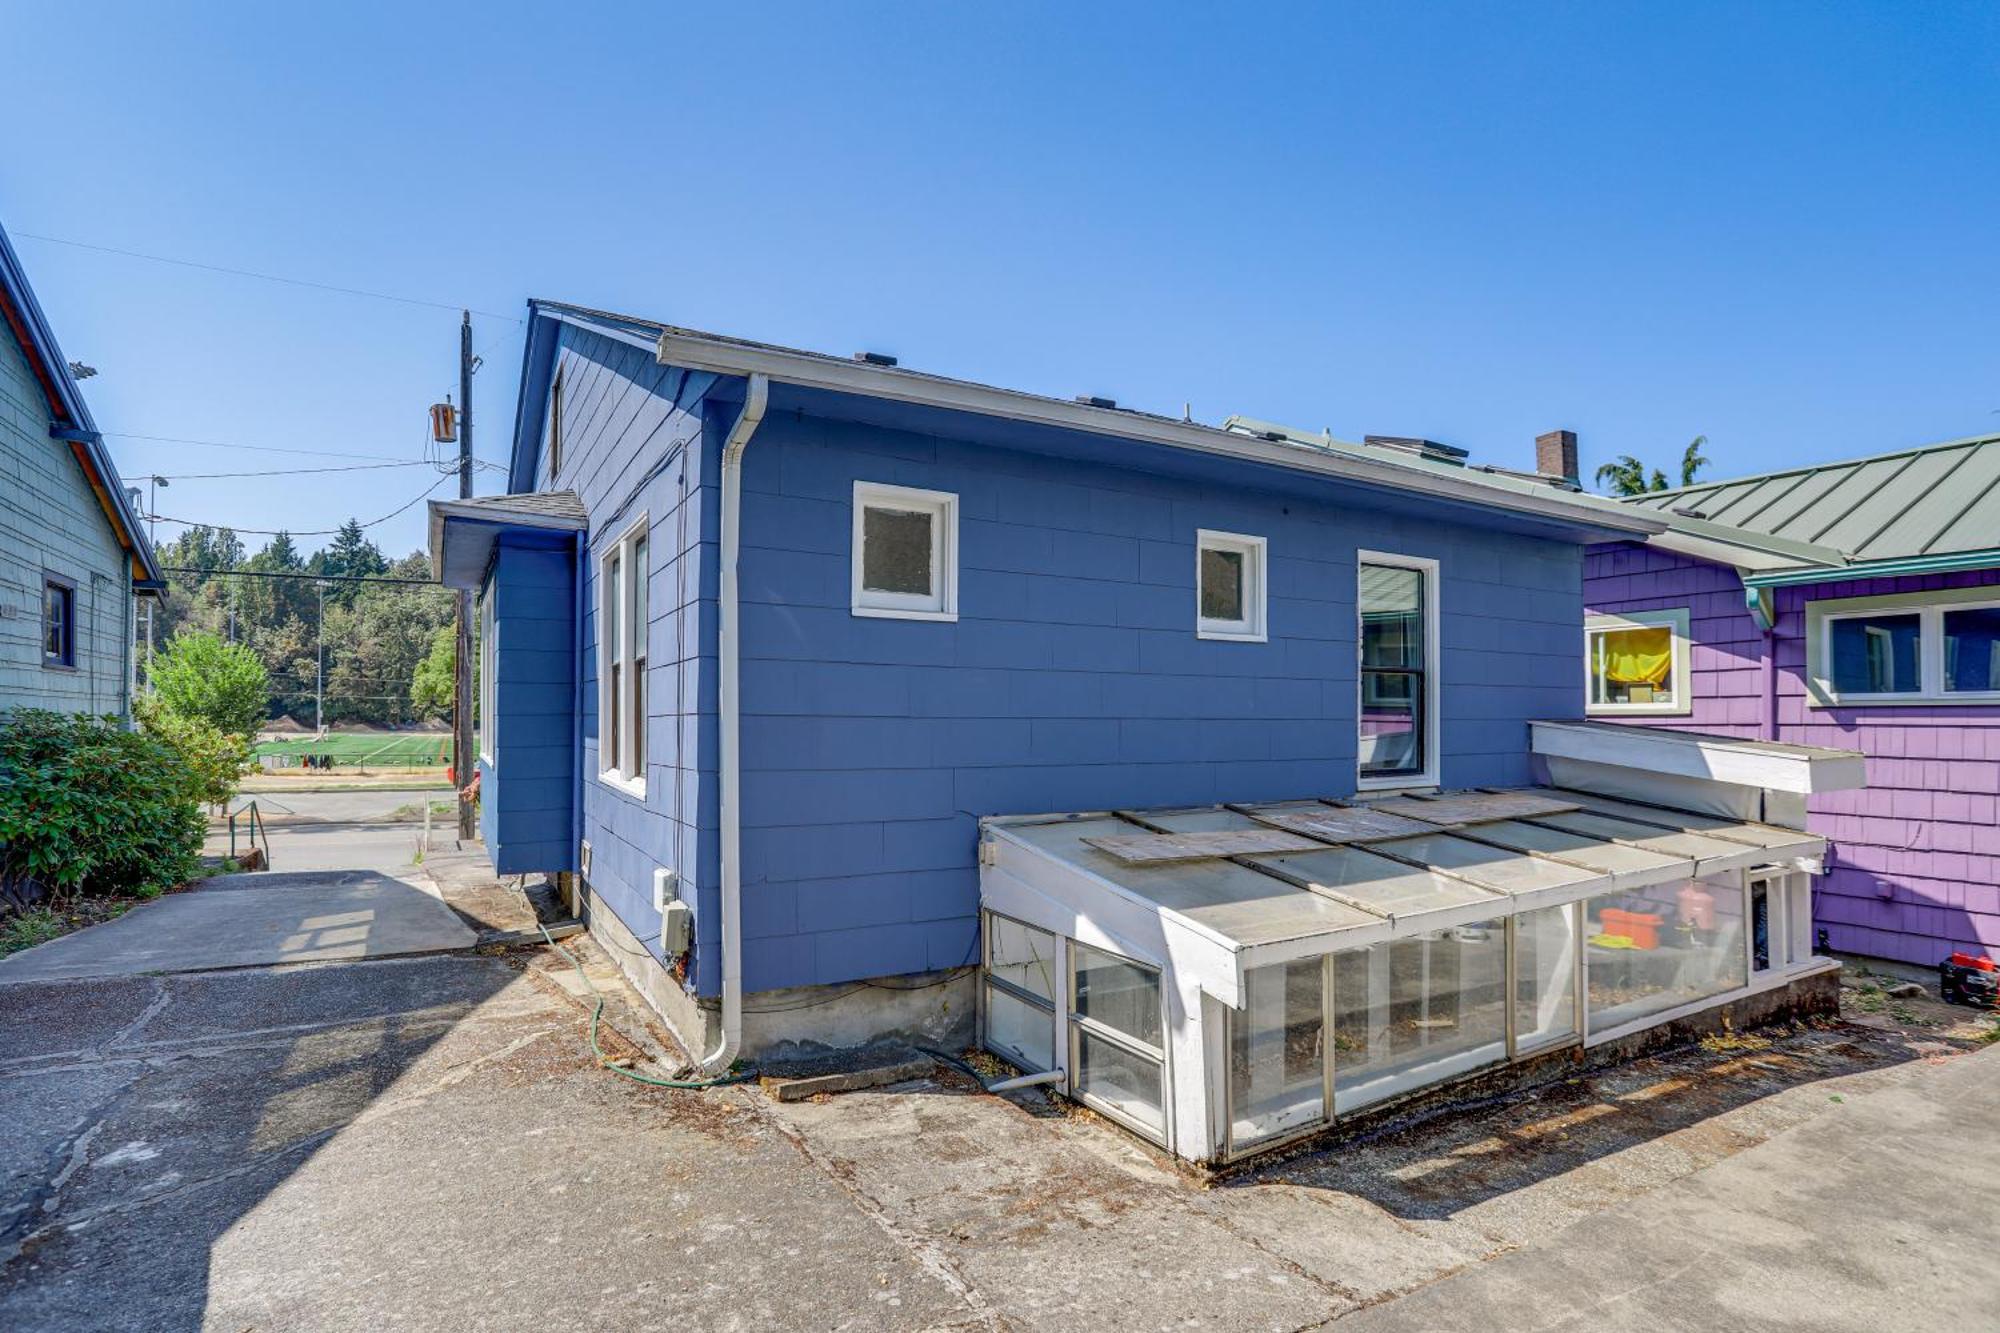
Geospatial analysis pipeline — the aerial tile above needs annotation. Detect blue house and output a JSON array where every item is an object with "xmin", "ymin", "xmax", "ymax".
[
  {"xmin": 434, "ymin": 304, "xmax": 1860, "ymax": 1160},
  {"xmin": 0, "ymin": 218, "xmax": 163, "ymax": 717}
]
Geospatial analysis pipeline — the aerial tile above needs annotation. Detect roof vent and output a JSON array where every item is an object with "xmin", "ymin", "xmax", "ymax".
[
  {"xmin": 1261, "ymin": 430, "xmax": 1288, "ymax": 442},
  {"xmin": 1364, "ymin": 435, "xmax": 1470, "ymax": 466},
  {"xmin": 1671, "ymin": 506, "xmax": 1707, "ymax": 519},
  {"xmin": 1075, "ymin": 395, "xmax": 1117, "ymax": 410},
  {"xmin": 854, "ymin": 351, "xmax": 898, "ymax": 367}
]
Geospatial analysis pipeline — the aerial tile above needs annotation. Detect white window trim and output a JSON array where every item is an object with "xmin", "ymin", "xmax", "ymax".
[
  {"xmin": 1065, "ymin": 941, "xmax": 1171, "ymax": 1146},
  {"xmin": 1195, "ymin": 529, "xmax": 1268, "ymax": 642},
  {"xmin": 851, "ymin": 481, "xmax": 959, "ymax": 621},
  {"xmin": 598, "ymin": 515, "xmax": 649, "ymax": 797},
  {"xmin": 1356, "ymin": 550, "xmax": 1441, "ymax": 791},
  {"xmin": 546, "ymin": 366, "xmax": 564, "ymax": 481},
  {"xmin": 478, "ymin": 584, "xmax": 496, "ymax": 764},
  {"xmin": 1584, "ymin": 606, "xmax": 1692, "ymax": 717},
  {"xmin": 1804, "ymin": 585, "xmax": 2000, "ymax": 707}
]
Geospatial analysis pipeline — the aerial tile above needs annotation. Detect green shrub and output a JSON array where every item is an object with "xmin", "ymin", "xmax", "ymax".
[
  {"xmin": 134, "ymin": 695, "xmax": 252, "ymax": 810},
  {"xmin": 0, "ymin": 710, "xmax": 206, "ymax": 901}
]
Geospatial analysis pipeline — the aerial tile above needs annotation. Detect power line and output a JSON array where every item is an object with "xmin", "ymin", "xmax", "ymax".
[
  {"xmin": 157, "ymin": 460, "xmax": 436, "ymax": 481},
  {"xmin": 14, "ymin": 230, "xmax": 521, "ymax": 322},
  {"xmin": 106, "ymin": 430, "xmax": 508, "ymax": 471},
  {"xmin": 160, "ymin": 566, "xmax": 441, "ymax": 586},
  {"xmin": 147, "ymin": 475, "xmax": 451, "ymax": 537}
]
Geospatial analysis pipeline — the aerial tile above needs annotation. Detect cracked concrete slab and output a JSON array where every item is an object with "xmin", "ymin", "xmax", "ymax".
[
  {"xmin": 3, "ymin": 921, "xmax": 1994, "ymax": 1331},
  {"xmin": 0, "ymin": 870, "xmax": 475, "ymax": 983}
]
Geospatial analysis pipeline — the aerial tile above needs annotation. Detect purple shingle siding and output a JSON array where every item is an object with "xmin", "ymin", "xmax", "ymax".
[{"xmin": 1585, "ymin": 542, "xmax": 2000, "ymax": 967}]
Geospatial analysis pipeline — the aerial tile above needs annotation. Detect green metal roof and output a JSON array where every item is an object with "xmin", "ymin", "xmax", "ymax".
[{"xmin": 1620, "ymin": 432, "xmax": 2000, "ymax": 571}]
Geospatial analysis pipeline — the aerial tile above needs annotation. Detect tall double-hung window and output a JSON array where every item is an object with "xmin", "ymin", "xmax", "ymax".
[
  {"xmin": 599, "ymin": 517, "xmax": 649, "ymax": 793},
  {"xmin": 1357, "ymin": 553, "xmax": 1438, "ymax": 786},
  {"xmin": 478, "ymin": 588, "xmax": 495, "ymax": 762}
]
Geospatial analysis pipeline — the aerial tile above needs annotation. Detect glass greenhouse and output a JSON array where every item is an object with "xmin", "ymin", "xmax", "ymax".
[{"xmin": 977, "ymin": 786, "xmax": 1832, "ymax": 1164}]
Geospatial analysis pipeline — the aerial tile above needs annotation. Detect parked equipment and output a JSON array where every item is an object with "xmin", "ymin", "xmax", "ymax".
[{"xmin": 1939, "ymin": 952, "xmax": 2000, "ymax": 1009}]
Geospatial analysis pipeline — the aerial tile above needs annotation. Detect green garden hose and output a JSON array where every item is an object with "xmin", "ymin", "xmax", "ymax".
[{"xmin": 516, "ymin": 880, "xmax": 752, "ymax": 1090}]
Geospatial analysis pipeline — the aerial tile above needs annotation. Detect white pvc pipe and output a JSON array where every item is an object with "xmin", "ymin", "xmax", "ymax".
[
  {"xmin": 704, "ymin": 372, "xmax": 769, "ymax": 1076},
  {"xmin": 986, "ymin": 1068, "xmax": 1064, "ymax": 1093}
]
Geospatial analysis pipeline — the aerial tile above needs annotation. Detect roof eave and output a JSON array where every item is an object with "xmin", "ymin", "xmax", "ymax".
[{"xmin": 651, "ymin": 329, "xmax": 1669, "ymax": 539}]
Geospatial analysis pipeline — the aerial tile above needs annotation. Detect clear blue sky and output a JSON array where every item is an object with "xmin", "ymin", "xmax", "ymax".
[{"xmin": 7, "ymin": 3, "xmax": 1997, "ymax": 558}]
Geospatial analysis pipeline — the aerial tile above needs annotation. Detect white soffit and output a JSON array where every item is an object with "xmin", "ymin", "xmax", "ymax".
[{"xmin": 1530, "ymin": 720, "xmax": 1866, "ymax": 795}]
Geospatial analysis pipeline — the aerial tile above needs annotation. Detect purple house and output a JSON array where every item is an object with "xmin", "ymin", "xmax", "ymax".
[{"xmin": 1580, "ymin": 432, "xmax": 2000, "ymax": 969}]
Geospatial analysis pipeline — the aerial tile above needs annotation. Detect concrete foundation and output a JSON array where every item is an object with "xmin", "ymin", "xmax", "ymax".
[{"xmin": 576, "ymin": 875, "xmax": 975, "ymax": 1064}]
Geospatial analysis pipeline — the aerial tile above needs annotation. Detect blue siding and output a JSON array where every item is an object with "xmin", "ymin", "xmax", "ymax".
[
  {"xmin": 514, "ymin": 318, "xmax": 1587, "ymax": 1005},
  {"xmin": 481, "ymin": 538, "xmax": 577, "ymax": 875},
  {"xmin": 546, "ymin": 325, "xmax": 721, "ymax": 990},
  {"xmin": 733, "ymin": 412, "xmax": 1584, "ymax": 993}
]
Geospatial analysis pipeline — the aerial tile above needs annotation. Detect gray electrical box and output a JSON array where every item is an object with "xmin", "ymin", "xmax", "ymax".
[{"xmin": 661, "ymin": 900, "xmax": 694, "ymax": 957}]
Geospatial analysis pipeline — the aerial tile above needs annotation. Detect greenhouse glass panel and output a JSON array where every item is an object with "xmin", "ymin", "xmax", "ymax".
[
  {"xmin": 987, "ymin": 915, "xmax": 1057, "ymax": 1002},
  {"xmin": 1513, "ymin": 904, "xmax": 1578, "ymax": 1051},
  {"xmin": 985, "ymin": 984, "xmax": 1055, "ymax": 1072},
  {"xmin": 1585, "ymin": 878, "xmax": 1747, "ymax": 1033},
  {"xmin": 1332, "ymin": 918, "xmax": 1507, "ymax": 1111},
  {"xmin": 1075, "ymin": 1029, "xmax": 1165, "ymax": 1135},
  {"xmin": 1072, "ymin": 944, "xmax": 1163, "ymax": 1050},
  {"xmin": 1229, "ymin": 959, "xmax": 1326, "ymax": 1149}
]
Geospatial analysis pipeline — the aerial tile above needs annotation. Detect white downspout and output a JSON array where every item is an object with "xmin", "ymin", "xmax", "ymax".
[{"xmin": 704, "ymin": 371, "xmax": 769, "ymax": 1075}]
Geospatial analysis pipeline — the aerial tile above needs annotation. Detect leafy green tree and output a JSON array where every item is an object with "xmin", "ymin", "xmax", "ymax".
[
  {"xmin": 411, "ymin": 624, "xmax": 458, "ymax": 721},
  {"xmin": 149, "ymin": 631, "xmax": 270, "ymax": 736}
]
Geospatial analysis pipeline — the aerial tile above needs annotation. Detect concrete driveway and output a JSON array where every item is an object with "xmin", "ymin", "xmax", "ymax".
[
  {"xmin": 0, "ymin": 871, "xmax": 474, "ymax": 984},
  {"xmin": 4, "ymin": 903, "xmax": 1995, "ymax": 1331}
]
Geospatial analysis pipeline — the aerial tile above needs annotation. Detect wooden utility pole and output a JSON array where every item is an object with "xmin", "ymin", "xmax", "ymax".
[{"xmin": 454, "ymin": 311, "xmax": 476, "ymax": 839}]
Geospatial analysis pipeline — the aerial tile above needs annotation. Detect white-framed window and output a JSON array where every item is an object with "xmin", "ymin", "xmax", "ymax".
[
  {"xmin": 478, "ymin": 585, "xmax": 496, "ymax": 763},
  {"xmin": 982, "ymin": 912, "xmax": 1059, "ymax": 1073},
  {"xmin": 852, "ymin": 481, "xmax": 958, "ymax": 620},
  {"xmin": 1356, "ymin": 551, "xmax": 1440, "ymax": 788},
  {"xmin": 1584, "ymin": 607, "xmax": 1691, "ymax": 716},
  {"xmin": 598, "ymin": 515, "xmax": 649, "ymax": 794},
  {"xmin": 546, "ymin": 366, "xmax": 564, "ymax": 479},
  {"xmin": 1196, "ymin": 530, "xmax": 1267, "ymax": 642},
  {"xmin": 1068, "ymin": 942, "xmax": 1168, "ymax": 1143},
  {"xmin": 1805, "ymin": 585, "xmax": 2000, "ymax": 706}
]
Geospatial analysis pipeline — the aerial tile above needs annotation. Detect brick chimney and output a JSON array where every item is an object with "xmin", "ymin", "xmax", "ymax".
[{"xmin": 1536, "ymin": 429, "xmax": 1579, "ymax": 485}]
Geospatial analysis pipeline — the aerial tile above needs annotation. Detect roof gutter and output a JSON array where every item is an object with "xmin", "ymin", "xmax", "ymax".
[
  {"xmin": 653, "ymin": 330, "xmax": 1666, "ymax": 540},
  {"xmin": 1742, "ymin": 546, "xmax": 2000, "ymax": 589},
  {"xmin": 705, "ymin": 371, "xmax": 769, "ymax": 1076}
]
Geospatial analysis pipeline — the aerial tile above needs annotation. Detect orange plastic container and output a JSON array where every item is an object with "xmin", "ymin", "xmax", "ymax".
[{"xmin": 1600, "ymin": 908, "xmax": 1663, "ymax": 950}]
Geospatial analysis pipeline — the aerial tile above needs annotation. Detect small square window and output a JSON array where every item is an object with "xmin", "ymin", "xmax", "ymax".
[
  {"xmin": 42, "ymin": 576, "xmax": 76, "ymax": 669},
  {"xmin": 1196, "ymin": 530, "xmax": 1266, "ymax": 641},
  {"xmin": 852, "ymin": 482, "xmax": 957, "ymax": 620},
  {"xmin": 1585, "ymin": 607, "xmax": 1690, "ymax": 715}
]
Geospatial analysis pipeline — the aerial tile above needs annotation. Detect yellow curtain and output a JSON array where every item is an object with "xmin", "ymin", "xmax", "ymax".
[{"xmin": 1600, "ymin": 626, "xmax": 1673, "ymax": 686}]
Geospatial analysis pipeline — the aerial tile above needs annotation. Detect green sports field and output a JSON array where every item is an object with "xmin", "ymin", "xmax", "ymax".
[{"xmin": 253, "ymin": 733, "xmax": 454, "ymax": 767}]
